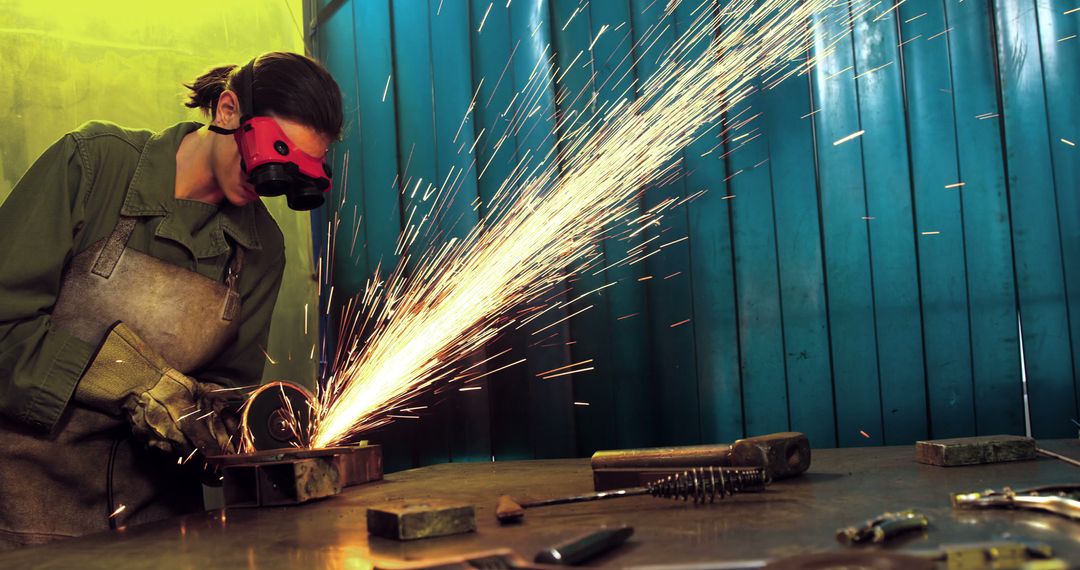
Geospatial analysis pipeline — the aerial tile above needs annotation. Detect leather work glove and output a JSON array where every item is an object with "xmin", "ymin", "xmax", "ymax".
[{"xmin": 75, "ymin": 322, "xmax": 235, "ymax": 456}]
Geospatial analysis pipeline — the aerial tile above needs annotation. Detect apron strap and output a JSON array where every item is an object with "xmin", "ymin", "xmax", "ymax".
[
  {"xmin": 91, "ymin": 217, "xmax": 137, "ymax": 278},
  {"xmin": 222, "ymin": 247, "xmax": 245, "ymax": 321}
]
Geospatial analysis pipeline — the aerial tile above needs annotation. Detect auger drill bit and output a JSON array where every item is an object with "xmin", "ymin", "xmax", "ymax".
[{"xmin": 495, "ymin": 466, "xmax": 768, "ymax": 523}]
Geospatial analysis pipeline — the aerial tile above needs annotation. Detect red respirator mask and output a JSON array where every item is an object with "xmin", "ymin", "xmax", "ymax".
[{"xmin": 210, "ymin": 59, "xmax": 332, "ymax": 211}]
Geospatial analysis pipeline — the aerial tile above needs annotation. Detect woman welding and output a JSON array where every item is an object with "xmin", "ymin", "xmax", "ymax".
[{"xmin": 0, "ymin": 52, "xmax": 342, "ymax": 548}]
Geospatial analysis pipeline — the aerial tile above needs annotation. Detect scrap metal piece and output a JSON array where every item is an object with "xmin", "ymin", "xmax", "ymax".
[
  {"xmin": 367, "ymin": 500, "xmax": 476, "ymax": 541},
  {"xmin": 762, "ymin": 551, "xmax": 935, "ymax": 570},
  {"xmin": 591, "ymin": 432, "xmax": 810, "ymax": 491},
  {"xmin": 915, "ymin": 435, "xmax": 1036, "ymax": 467},
  {"xmin": 916, "ymin": 542, "xmax": 1058, "ymax": 570},
  {"xmin": 951, "ymin": 485, "xmax": 1080, "ymax": 521},
  {"xmin": 836, "ymin": 509, "xmax": 929, "ymax": 545}
]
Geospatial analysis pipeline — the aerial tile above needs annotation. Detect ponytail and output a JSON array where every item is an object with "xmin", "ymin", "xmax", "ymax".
[{"xmin": 183, "ymin": 64, "xmax": 238, "ymax": 117}]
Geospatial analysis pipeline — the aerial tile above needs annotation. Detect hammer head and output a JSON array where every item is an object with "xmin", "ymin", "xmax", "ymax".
[{"xmin": 729, "ymin": 432, "xmax": 811, "ymax": 480}]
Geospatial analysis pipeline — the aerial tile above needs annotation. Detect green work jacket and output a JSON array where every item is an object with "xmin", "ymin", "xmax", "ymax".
[{"xmin": 0, "ymin": 121, "xmax": 286, "ymax": 433}]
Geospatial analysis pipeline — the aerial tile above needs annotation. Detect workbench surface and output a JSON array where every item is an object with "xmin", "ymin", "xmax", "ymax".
[{"xmin": 3, "ymin": 442, "xmax": 1079, "ymax": 568}]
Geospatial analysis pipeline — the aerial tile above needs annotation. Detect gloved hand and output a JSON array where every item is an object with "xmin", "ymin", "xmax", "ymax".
[{"xmin": 74, "ymin": 322, "xmax": 235, "ymax": 456}]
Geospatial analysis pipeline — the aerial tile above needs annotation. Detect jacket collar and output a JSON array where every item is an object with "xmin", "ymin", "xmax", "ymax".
[{"xmin": 120, "ymin": 121, "xmax": 262, "ymax": 257}]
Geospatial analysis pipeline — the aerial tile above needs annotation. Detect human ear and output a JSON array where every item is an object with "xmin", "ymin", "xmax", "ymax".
[{"xmin": 214, "ymin": 90, "xmax": 242, "ymax": 130}]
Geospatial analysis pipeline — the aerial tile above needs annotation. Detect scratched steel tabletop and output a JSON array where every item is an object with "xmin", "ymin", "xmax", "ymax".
[{"xmin": 3, "ymin": 442, "xmax": 1079, "ymax": 568}]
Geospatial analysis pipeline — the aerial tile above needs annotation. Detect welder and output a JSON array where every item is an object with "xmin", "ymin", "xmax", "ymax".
[{"xmin": 0, "ymin": 52, "xmax": 343, "ymax": 549}]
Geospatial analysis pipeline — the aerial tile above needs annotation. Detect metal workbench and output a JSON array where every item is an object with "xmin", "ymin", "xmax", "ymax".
[{"xmin": 3, "ymin": 442, "xmax": 1079, "ymax": 568}]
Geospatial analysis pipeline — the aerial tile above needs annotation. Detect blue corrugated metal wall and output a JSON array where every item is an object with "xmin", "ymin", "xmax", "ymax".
[{"xmin": 311, "ymin": 0, "xmax": 1080, "ymax": 471}]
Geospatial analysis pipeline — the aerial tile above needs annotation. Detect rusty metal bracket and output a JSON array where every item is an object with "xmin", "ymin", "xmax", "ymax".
[{"xmin": 210, "ymin": 444, "xmax": 382, "ymax": 507}]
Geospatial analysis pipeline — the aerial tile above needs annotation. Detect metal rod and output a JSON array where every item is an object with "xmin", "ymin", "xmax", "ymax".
[
  {"xmin": 1037, "ymin": 448, "xmax": 1080, "ymax": 469},
  {"xmin": 520, "ymin": 487, "xmax": 651, "ymax": 509}
]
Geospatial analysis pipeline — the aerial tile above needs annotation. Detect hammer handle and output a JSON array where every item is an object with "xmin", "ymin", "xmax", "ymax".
[{"xmin": 591, "ymin": 444, "xmax": 734, "ymax": 469}]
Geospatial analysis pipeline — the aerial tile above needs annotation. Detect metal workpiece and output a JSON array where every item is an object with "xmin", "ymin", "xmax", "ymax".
[
  {"xmin": 367, "ymin": 500, "xmax": 477, "ymax": 541},
  {"xmin": 4, "ymin": 443, "xmax": 1080, "ymax": 569},
  {"xmin": 835, "ymin": 509, "xmax": 929, "ymax": 545},
  {"xmin": 915, "ymin": 435, "xmax": 1037, "ymax": 467},
  {"xmin": 951, "ymin": 484, "xmax": 1080, "ymax": 521},
  {"xmin": 209, "ymin": 444, "xmax": 383, "ymax": 507}
]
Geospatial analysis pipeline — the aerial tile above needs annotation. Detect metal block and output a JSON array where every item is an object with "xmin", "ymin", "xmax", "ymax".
[
  {"xmin": 338, "ymin": 444, "xmax": 383, "ymax": 487},
  {"xmin": 915, "ymin": 435, "xmax": 1037, "ymax": 467},
  {"xmin": 367, "ymin": 500, "xmax": 476, "ymax": 541}
]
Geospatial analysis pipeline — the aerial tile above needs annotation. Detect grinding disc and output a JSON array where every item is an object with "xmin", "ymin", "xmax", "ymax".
[{"xmin": 240, "ymin": 381, "xmax": 315, "ymax": 451}]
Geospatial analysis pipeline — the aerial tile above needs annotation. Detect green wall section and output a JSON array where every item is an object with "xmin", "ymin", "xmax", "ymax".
[
  {"xmin": 0, "ymin": 0, "xmax": 319, "ymax": 389},
  {"xmin": 313, "ymin": 0, "xmax": 1080, "ymax": 470}
]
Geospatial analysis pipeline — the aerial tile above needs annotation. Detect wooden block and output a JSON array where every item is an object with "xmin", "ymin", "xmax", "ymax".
[
  {"xmin": 915, "ymin": 435, "xmax": 1036, "ymax": 466},
  {"xmin": 367, "ymin": 500, "xmax": 476, "ymax": 541}
]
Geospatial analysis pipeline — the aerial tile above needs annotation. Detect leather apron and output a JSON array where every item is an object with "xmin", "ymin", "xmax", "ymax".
[{"xmin": 0, "ymin": 213, "xmax": 244, "ymax": 549}]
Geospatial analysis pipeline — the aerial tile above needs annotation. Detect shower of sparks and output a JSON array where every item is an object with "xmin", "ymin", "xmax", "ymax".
[{"xmin": 310, "ymin": 0, "xmax": 835, "ymax": 449}]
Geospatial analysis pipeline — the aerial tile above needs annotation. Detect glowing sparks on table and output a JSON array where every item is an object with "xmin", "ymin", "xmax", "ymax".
[{"xmin": 309, "ymin": 0, "xmax": 834, "ymax": 449}]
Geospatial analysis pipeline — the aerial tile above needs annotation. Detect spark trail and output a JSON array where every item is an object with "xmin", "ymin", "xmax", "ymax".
[{"xmin": 311, "ymin": 0, "xmax": 834, "ymax": 448}]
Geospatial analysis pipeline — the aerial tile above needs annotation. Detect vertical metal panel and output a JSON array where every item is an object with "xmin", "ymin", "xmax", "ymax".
[
  {"xmin": 854, "ymin": 2, "xmax": 927, "ymax": 444},
  {"xmin": 468, "ymin": 0, "xmax": 532, "ymax": 460},
  {"xmin": 510, "ymin": 0, "xmax": 577, "ymax": 459},
  {"xmin": 764, "ymin": 58, "xmax": 837, "ymax": 448},
  {"xmin": 993, "ymin": 0, "xmax": 1078, "ymax": 438},
  {"xmin": 631, "ymin": 0, "xmax": 744, "ymax": 445},
  {"xmin": 390, "ymin": 0, "xmax": 451, "ymax": 465},
  {"xmin": 1035, "ymin": 0, "xmax": 1080, "ymax": 418},
  {"xmin": 643, "ymin": 0, "xmax": 705, "ymax": 443},
  {"xmin": 900, "ymin": 0, "xmax": 975, "ymax": 439},
  {"xmin": 728, "ymin": 92, "xmax": 789, "ymax": 434},
  {"xmin": 580, "ymin": 0, "xmax": 654, "ymax": 449},
  {"xmin": 429, "ymin": 0, "xmax": 491, "ymax": 463},
  {"xmin": 341, "ymin": 0, "xmax": 417, "ymax": 473},
  {"xmin": 945, "ymin": 0, "xmax": 1023, "ymax": 436},
  {"xmin": 811, "ymin": 3, "xmax": 884, "ymax": 447},
  {"xmin": 550, "ymin": 0, "xmax": 620, "ymax": 454}
]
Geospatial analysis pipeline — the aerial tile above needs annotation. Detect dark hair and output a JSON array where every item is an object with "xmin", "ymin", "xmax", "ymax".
[{"xmin": 184, "ymin": 52, "xmax": 343, "ymax": 140}]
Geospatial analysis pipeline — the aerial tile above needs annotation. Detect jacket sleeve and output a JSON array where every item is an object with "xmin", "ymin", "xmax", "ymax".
[
  {"xmin": 197, "ymin": 248, "xmax": 286, "ymax": 389},
  {"xmin": 0, "ymin": 135, "xmax": 96, "ymax": 432}
]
